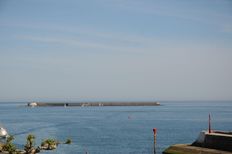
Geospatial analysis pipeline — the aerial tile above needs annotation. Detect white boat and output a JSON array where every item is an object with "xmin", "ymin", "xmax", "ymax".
[
  {"xmin": 28, "ymin": 102, "xmax": 38, "ymax": 107},
  {"xmin": 0, "ymin": 127, "xmax": 8, "ymax": 138}
]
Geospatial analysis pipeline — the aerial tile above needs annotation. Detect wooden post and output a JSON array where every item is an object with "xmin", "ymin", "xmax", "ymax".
[
  {"xmin": 153, "ymin": 128, "xmax": 157, "ymax": 154},
  {"xmin": 208, "ymin": 114, "xmax": 211, "ymax": 133}
]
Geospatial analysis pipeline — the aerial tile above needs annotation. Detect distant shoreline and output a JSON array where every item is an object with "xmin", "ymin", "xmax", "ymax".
[
  {"xmin": 1, "ymin": 100, "xmax": 232, "ymax": 104},
  {"xmin": 28, "ymin": 101, "xmax": 160, "ymax": 107}
]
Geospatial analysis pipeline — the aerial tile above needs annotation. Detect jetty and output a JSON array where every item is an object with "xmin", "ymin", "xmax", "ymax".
[
  {"xmin": 163, "ymin": 144, "xmax": 232, "ymax": 154},
  {"xmin": 28, "ymin": 101, "xmax": 160, "ymax": 107},
  {"xmin": 163, "ymin": 131, "xmax": 232, "ymax": 154},
  {"xmin": 163, "ymin": 114, "xmax": 232, "ymax": 154}
]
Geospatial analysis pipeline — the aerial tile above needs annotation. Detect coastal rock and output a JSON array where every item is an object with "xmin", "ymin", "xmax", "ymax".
[
  {"xmin": 41, "ymin": 143, "xmax": 57, "ymax": 150},
  {"xmin": 40, "ymin": 139, "xmax": 58, "ymax": 150}
]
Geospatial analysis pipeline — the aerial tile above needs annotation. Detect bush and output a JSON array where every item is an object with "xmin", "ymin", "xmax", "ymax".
[
  {"xmin": 24, "ymin": 134, "xmax": 36, "ymax": 153},
  {"xmin": 41, "ymin": 139, "xmax": 57, "ymax": 150},
  {"xmin": 65, "ymin": 138, "xmax": 72, "ymax": 144},
  {"xmin": 2, "ymin": 135, "xmax": 16, "ymax": 154}
]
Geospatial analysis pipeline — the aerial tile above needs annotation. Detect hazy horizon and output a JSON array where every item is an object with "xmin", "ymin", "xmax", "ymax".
[
  {"xmin": 1, "ymin": 0, "xmax": 232, "ymax": 102},
  {"xmin": 0, "ymin": 100, "xmax": 232, "ymax": 104}
]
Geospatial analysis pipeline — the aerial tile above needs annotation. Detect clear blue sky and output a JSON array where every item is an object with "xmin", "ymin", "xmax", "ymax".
[{"xmin": 0, "ymin": 0, "xmax": 232, "ymax": 102}]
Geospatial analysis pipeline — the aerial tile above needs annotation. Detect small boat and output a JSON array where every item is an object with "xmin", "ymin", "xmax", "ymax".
[
  {"xmin": 28, "ymin": 102, "xmax": 38, "ymax": 107},
  {"xmin": 0, "ymin": 127, "xmax": 8, "ymax": 138}
]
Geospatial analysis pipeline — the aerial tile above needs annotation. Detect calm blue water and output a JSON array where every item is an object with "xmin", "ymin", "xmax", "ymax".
[{"xmin": 0, "ymin": 101, "xmax": 232, "ymax": 154}]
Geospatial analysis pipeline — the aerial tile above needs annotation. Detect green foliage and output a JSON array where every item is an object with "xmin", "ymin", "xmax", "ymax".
[
  {"xmin": 24, "ymin": 134, "xmax": 36, "ymax": 153},
  {"xmin": 1, "ymin": 133, "xmax": 71, "ymax": 153},
  {"xmin": 2, "ymin": 135, "xmax": 16, "ymax": 154},
  {"xmin": 2, "ymin": 143, "xmax": 16, "ymax": 154},
  {"xmin": 41, "ymin": 139, "xmax": 56, "ymax": 145},
  {"xmin": 65, "ymin": 138, "xmax": 72, "ymax": 144},
  {"xmin": 27, "ymin": 134, "xmax": 35, "ymax": 147},
  {"xmin": 6, "ymin": 135, "xmax": 14, "ymax": 143},
  {"xmin": 41, "ymin": 138, "xmax": 57, "ymax": 150}
]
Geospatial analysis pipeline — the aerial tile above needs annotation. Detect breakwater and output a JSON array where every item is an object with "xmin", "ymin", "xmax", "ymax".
[
  {"xmin": 163, "ymin": 130, "xmax": 232, "ymax": 154},
  {"xmin": 192, "ymin": 131, "xmax": 232, "ymax": 152},
  {"xmin": 28, "ymin": 102, "xmax": 160, "ymax": 107}
]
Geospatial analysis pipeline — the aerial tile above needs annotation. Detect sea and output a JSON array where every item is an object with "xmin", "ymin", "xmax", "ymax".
[{"xmin": 0, "ymin": 101, "xmax": 231, "ymax": 154}]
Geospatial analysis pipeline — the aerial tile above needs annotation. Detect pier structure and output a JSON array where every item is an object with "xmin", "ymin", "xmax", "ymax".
[
  {"xmin": 163, "ymin": 114, "xmax": 232, "ymax": 154},
  {"xmin": 163, "ymin": 131, "xmax": 232, "ymax": 154}
]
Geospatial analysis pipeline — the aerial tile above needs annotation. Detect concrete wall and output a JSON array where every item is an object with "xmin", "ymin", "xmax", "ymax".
[
  {"xmin": 204, "ymin": 133, "xmax": 232, "ymax": 152},
  {"xmin": 192, "ymin": 131, "xmax": 232, "ymax": 152}
]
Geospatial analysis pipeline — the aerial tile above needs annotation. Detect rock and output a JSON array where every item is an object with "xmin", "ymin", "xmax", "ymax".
[{"xmin": 41, "ymin": 143, "xmax": 57, "ymax": 150}]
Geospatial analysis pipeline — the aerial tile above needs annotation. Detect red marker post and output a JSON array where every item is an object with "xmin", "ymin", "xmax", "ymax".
[
  {"xmin": 153, "ymin": 128, "xmax": 157, "ymax": 154},
  {"xmin": 153, "ymin": 128, "xmax": 157, "ymax": 143}
]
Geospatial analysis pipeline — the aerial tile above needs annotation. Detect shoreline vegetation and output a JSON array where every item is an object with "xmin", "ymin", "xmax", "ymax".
[{"xmin": 0, "ymin": 134, "xmax": 72, "ymax": 154}]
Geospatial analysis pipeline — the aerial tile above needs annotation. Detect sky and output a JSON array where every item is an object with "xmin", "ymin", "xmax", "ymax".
[{"xmin": 0, "ymin": 0, "xmax": 232, "ymax": 102}]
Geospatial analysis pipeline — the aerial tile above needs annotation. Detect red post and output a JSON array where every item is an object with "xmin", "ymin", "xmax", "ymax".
[
  {"xmin": 153, "ymin": 128, "xmax": 157, "ymax": 144},
  {"xmin": 208, "ymin": 114, "xmax": 211, "ymax": 133},
  {"xmin": 153, "ymin": 128, "xmax": 157, "ymax": 154},
  {"xmin": 153, "ymin": 128, "xmax": 157, "ymax": 135}
]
